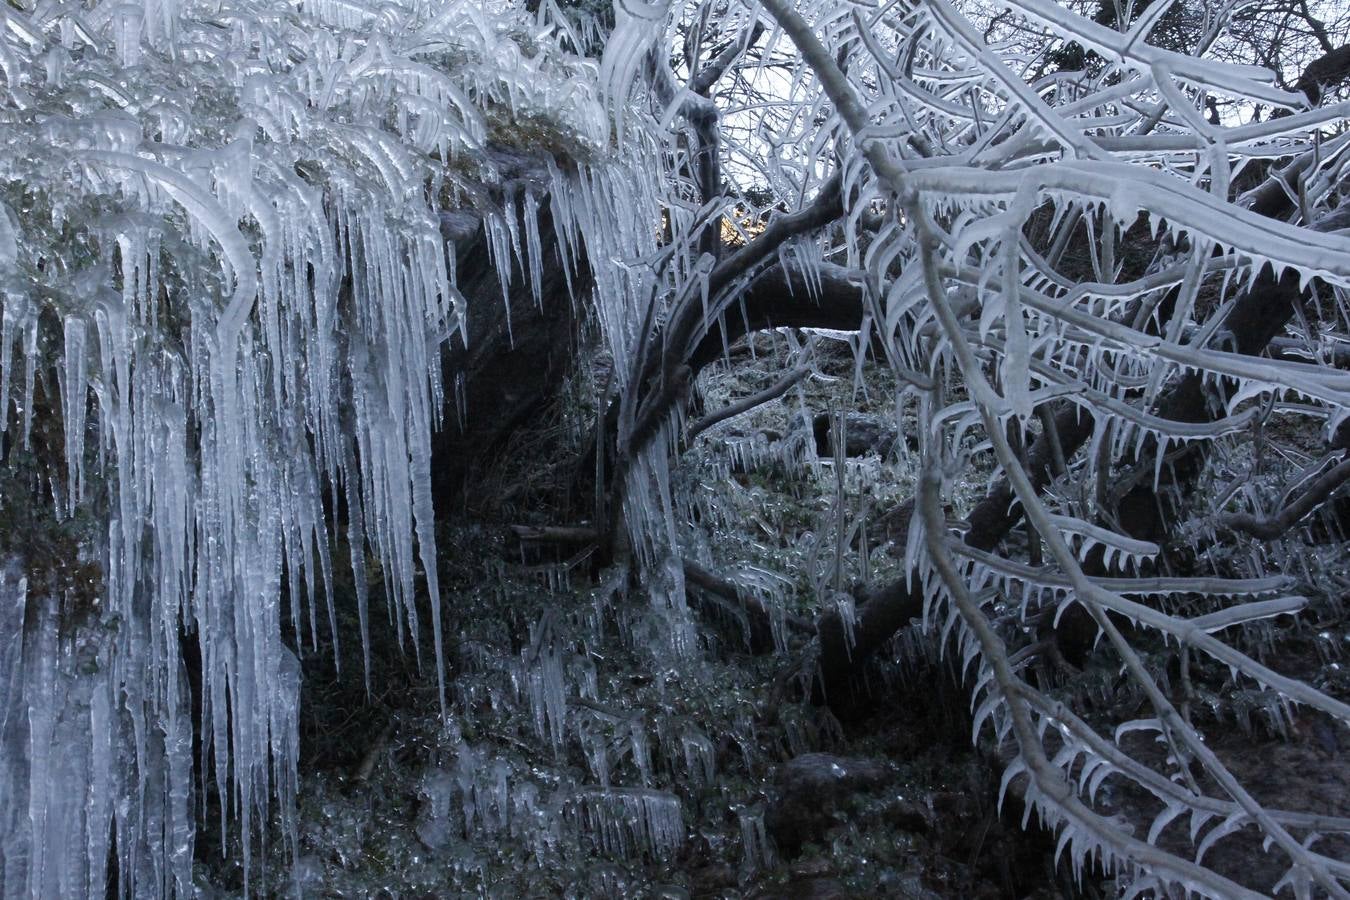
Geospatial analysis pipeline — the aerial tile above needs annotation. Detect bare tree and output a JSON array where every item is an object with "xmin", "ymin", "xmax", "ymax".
[{"xmin": 585, "ymin": 0, "xmax": 1350, "ymax": 893}]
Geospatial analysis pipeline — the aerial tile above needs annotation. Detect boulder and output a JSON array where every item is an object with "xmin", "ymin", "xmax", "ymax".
[
  {"xmin": 813, "ymin": 413, "xmax": 906, "ymax": 459},
  {"xmin": 751, "ymin": 876, "xmax": 855, "ymax": 899},
  {"xmin": 764, "ymin": 753, "xmax": 893, "ymax": 855}
]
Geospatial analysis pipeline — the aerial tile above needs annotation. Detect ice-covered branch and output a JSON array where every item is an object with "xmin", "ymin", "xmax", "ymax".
[
  {"xmin": 749, "ymin": 0, "xmax": 1350, "ymax": 889},
  {"xmin": 1221, "ymin": 457, "xmax": 1350, "ymax": 538},
  {"xmin": 685, "ymin": 364, "xmax": 811, "ymax": 442}
]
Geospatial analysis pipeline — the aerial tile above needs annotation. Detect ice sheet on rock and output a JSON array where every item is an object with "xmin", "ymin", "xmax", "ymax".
[{"xmin": 0, "ymin": 0, "xmax": 633, "ymax": 893}]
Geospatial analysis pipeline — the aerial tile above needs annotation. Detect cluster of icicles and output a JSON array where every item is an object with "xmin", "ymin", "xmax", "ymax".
[{"xmin": 0, "ymin": 0, "xmax": 689, "ymax": 894}]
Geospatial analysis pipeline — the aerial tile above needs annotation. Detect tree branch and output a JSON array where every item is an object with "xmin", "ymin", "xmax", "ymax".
[
  {"xmin": 666, "ymin": 171, "xmax": 846, "ymax": 365},
  {"xmin": 1296, "ymin": 44, "xmax": 1350, "ymax": 104},
  {"xmin": 685, "ymin": 364, "xmax": 811, "ymax": 442},
  {"xmin": 1221, "ymin": 456, "xmax": 1350, "ymax": 539},
  {"xmin": 689, "ymin": 22, "xmax": 766, "ymax": 96},
  {"xmin": 683, "ymin": 558, "xmax": 814, "ymax": 652}
]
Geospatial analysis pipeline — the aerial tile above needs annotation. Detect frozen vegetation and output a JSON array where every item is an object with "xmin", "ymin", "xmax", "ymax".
[{"xmin": 1, "ymin": 0, "xmax": 1350, "ymax": 895}]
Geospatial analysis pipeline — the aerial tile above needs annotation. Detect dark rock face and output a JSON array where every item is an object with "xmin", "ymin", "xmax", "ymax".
[
  {"xmin": 765, "ymin": 753, "xmax": 894, "ymax": 855},
  {"xmin": 430, "ymin": 149, "xmax": 589, "ymax": 513},
  {"xmin": 812, "ymin": 413, "xmax": 905, "ymax": 459}
]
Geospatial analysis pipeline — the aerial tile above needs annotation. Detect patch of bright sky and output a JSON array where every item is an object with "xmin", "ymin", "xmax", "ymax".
[{"xmin": 667, "ymin": 0, "xmax": 1346, "ymax": 198}]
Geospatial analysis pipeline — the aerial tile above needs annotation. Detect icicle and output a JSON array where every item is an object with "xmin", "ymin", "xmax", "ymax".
[
  {"xmin": 0, "ymin": 293, "xmax": 32, "ymax": 434},
  {"xmin": 572, "ymin": 787, "xmax": 684, "ymax": 861},
  {"xmin": 680, "ymin": 726, "xmax": 716, "ymax": 786},
  {"xmin": 60, "ymin": 316, "xmax": 88, "ymax": 515},
  {"xmin": 737, "ymin": 804, "xmax": 776, "ymax": 875}
]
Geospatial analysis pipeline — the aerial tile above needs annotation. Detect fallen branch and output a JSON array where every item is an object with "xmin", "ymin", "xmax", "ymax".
[
  {"xmin": 509, "ymin": 524, "xmax": 599, "ymax": 544},
  {"xmin": 685, "ymin": 364, "xmax": 812, "ymax": 443},
  {"xmin": 683, "ymin": 558, "xmax": 814, "ymax": 654}
]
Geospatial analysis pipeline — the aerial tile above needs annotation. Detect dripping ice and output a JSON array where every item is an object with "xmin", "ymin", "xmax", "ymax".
[{"xmin": 0, "ymin": 0, "xmax": 670, "ymax": 893}]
